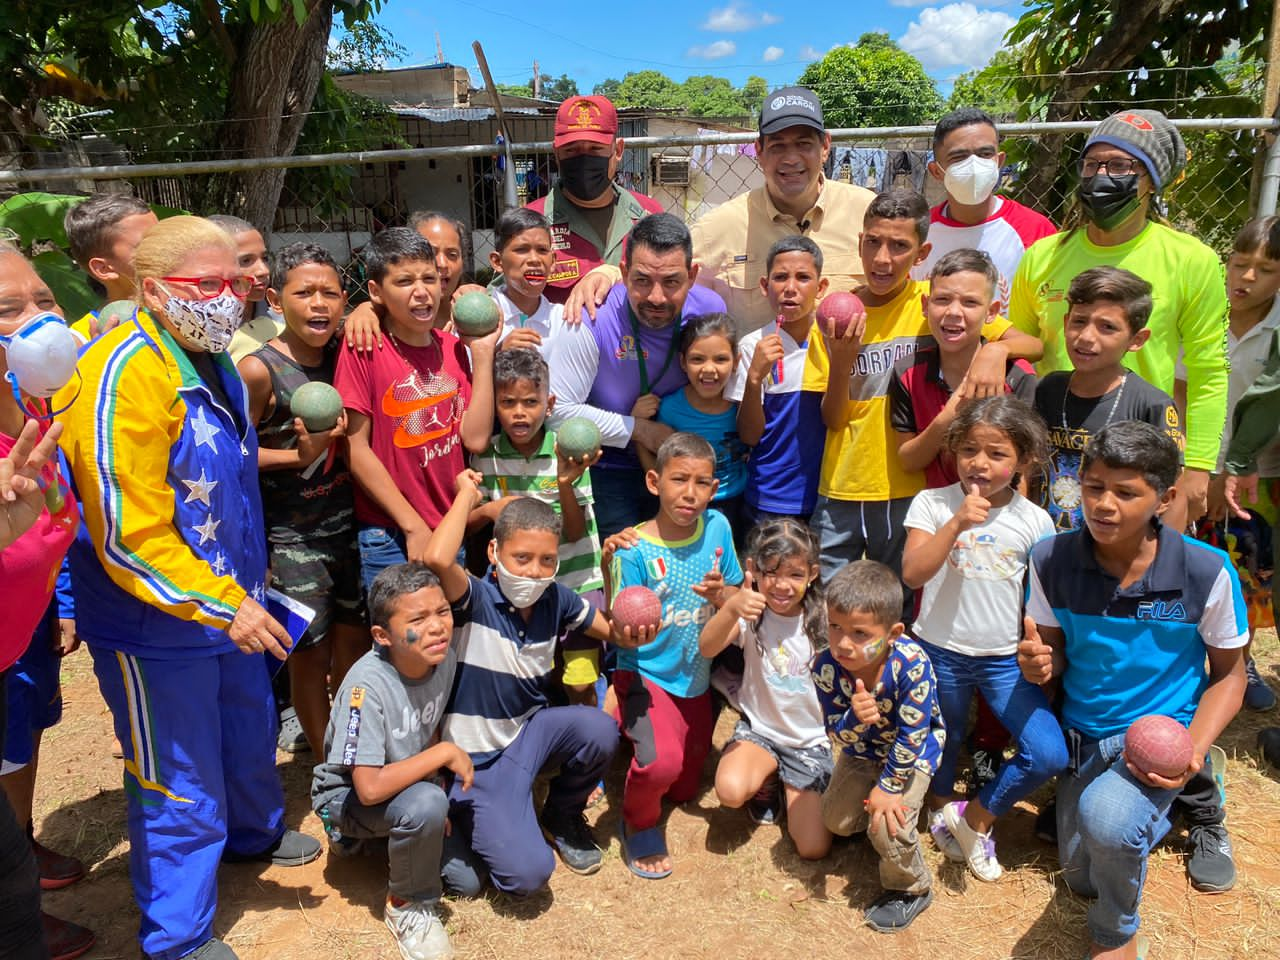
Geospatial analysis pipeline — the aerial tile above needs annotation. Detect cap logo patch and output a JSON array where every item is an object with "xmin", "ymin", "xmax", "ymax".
[
  {"xmin": 569, "ymin": 100, "xmax": 601, "ymax": 130},
  {"xmin": 770, "ymin": 94, "xmax": 817, "ymax": 114},
  {"xmin": 1117, "ymin": 113, "xmax": 1154, "ymax": 132}
]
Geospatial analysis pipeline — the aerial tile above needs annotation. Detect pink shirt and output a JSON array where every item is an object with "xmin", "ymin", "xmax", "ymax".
[
  {"xmin": 0, "ymin": 424, "xmax": 78, "ymax": 670},
  {"xmin": 334, "ymin": 330, "xmax": 473, "ymax": 531}
]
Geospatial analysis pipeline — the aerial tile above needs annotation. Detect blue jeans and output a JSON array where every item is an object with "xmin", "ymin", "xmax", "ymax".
[
  {"xmin": 443, "ymin": 705, "xmax": 617, "ymax": 897},
  {"xmin": 357, "ymin": 524, "xmax": 407, "ymax": 595},
  {"xmin": 1057, "ymin": 733, "xmax": 1186, "ymax": 949},
  {"xmin": 920, "ymin": 641, "xmax": 1067, "ymax": 816}
]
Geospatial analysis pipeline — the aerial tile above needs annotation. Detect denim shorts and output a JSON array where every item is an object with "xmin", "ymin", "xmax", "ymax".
[
  {"xmin": 730, "ymin": 719, "xmax": 833, "ymax": 793},
  {"xmin": 356, "ymin": 524, "xmax": 407, "ymax": 595}
]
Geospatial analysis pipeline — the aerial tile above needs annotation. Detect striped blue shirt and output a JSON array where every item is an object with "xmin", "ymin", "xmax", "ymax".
[{"xmin": 442, "ymin": 572, "xmax": 593, "ymax": 766}]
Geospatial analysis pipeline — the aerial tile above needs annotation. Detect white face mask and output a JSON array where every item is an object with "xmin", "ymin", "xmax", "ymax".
[
  {"xmin": 943, "ymin": 154, "xmax": 1000, "ymax": 206},
  {"xmin": 492, "ymin": 551, "xmax": 558, "ymax": 609},
  {"xmin": 0, "ymin": 312, "xmax": 80, "ymax": 399},
  {"xmin": 161, "ymin": 288, "xmax": 242, "ymax": 354}
]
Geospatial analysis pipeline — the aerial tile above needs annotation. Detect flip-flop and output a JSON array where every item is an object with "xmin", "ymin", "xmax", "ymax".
[{"xmin": 618, "ymin": 822, "xmax": 672, "ymax": 880}]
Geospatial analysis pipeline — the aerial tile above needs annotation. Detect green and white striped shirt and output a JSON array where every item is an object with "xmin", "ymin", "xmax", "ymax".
[{"xmin": 472, "ymin": 430, "xmax": 604, "ymax": 594}]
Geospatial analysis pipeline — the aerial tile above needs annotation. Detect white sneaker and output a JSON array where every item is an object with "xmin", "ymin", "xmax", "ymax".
[
  {"xmin": 385, "ymin": 898, "xmax": 455, "ymax": 960},
  {"xmin": 928, "ymin": 809, "xmax": 965, "ymax": 862},
  {"xmin": 942, "ymin": 800, "xmax": 1003, "ymax": 881}
]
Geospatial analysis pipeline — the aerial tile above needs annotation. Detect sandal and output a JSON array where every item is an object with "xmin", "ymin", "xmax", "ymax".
[{"xmin": 618, "ymin": 822, "xmax": 672, "ymax": 879}]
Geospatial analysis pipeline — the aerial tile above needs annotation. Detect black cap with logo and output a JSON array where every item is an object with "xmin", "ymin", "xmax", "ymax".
[{"xmin": 759, "ymin": 86, "xmax": 825, "ymax": 136}]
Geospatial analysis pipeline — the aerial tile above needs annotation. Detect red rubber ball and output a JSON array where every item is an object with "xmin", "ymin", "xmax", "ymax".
[
  {"xmin": 1124, "ymin": 714, "xmax": 1194, "ymax": 779},
  {"xmin": 817, "ymin": 291, "xmax": 865, "ymax": 339},
  {"xmin": 612, "ymin": 586, "xmax": 663, "ymax": 634}
]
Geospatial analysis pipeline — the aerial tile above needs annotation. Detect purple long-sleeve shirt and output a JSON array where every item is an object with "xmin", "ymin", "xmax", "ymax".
[{"xmin": 547, "ymin": 283, "xmax": 727, "ymax": 470}]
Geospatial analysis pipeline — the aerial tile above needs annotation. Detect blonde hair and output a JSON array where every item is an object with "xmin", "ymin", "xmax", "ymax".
[{"xmin": 133, "ymin": 216, "xmax": 235, "ymax": 289}]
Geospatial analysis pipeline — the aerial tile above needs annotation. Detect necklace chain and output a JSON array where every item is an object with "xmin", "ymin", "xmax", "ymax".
[{"xmin": 1061, "ymin": 372, "xmax": 1127, "ymax": 435}]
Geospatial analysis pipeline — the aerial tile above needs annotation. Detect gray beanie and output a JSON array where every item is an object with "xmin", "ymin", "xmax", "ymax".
[{"xmin": 1083, "ymin": 110, "xmax": 1187, "ymax": 190}]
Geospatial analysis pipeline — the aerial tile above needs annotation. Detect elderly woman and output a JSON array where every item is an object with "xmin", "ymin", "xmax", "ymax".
[
  {"xmin": 0, "ymin": 242, "xmax": 91, "ymax": 960},
  {"xmin": 56, "ymin": 216, "xmax": 319, "ymax": 960}
]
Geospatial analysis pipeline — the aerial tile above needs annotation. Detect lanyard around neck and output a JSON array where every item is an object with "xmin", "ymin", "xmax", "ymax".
[{"xmin": 627, "ymin": 305, "xmax": 681, "ymax": 395}]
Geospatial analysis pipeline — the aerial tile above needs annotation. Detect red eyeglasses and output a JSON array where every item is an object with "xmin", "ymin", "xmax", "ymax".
[{"xmin": 160, "ymin": 275, "xmax": 256, "ymax": 299}]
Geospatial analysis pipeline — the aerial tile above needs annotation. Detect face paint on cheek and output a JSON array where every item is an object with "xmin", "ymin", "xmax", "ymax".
[
  {"xmin": 860, "ymin": 634, "xmax": 887, "ymax": 660},
  {"xmin": 403, "ymin": 628, "xmax": 419, "ymax": 647}
]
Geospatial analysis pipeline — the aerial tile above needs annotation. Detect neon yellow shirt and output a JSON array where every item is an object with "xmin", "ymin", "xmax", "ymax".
[
  {"xmin": 1008, "ymin": 222, "xmax": 1228, "ymax": 471},
  {"xmin": 803, "ymin": 279, "xmax": 1011, "ymax": 502}
]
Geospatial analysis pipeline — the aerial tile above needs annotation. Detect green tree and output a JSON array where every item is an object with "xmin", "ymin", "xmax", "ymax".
[
  {"xmin": 497, "ymin": 73, "xmax": 579, "ymax": 101},
  {"xmin": 742, "ymin": 75, "xmax": 768, "ymax": 119},
  {"xmin": 0, "ymin": 1, "xmax": 394, "ymax": 231},
  {"xmin": 591, "ymin": 71, "xmax": 767, "ymax": 118},
  {"xmin": 947, "ymin": 48, "xmax": 1022, "ymax": 119},
  {"xmin": 797, "ymin": 33, "xmax": 942, "ymax": 128},
  {"xmin": 998, "ymin": 0, "xmax": 1267, "ymax": 241},
  {"xmin": 326, "ymin": 20, "xmax": 406, "ymax": 73},
  {"xmin": 679, "ymin": 75, "xmax": 748, "ymax": 118},
  {"xmin": 604, "ymin": 70, "xmax": 683, "ymax": 110}
]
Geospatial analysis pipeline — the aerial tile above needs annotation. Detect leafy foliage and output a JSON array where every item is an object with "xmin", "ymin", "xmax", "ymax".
[
  {"xmin": 326, "ymin": 20, "xmax": 406, "ymax": 73},
  {"xmin": 797, "ymin": 33, "xmax": 942, "ymax": 128},
  {"xmin": 947, "ymin": 49, "xmax": 1023, "ymax": 119},
  {"xmin": 997, "ymin": 0, "xmax": 1268, "ymax": 243},
  {"xmin": 496, "ymin": 74, "xmax": 579, "ymax": 102},
  {"xmin": 591, "ymin": 71, "xmax": 763, "ymax": 119}
]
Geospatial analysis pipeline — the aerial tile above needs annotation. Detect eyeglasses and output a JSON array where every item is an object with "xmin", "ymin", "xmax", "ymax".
[
  {"xmin": 160, "ymin": 275, "xmax": 255, "ymax": 299},
  {"xmin": 1080, "ymin": 158, "xmax": 1141, "ymax": 177}
]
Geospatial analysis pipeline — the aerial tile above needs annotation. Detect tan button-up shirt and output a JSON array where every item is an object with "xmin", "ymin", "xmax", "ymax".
[{"xmin": 690, "ymin": 176, "xmax": 875, "ymax": 336}]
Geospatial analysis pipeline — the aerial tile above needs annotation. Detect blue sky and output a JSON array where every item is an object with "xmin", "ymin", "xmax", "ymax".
[{"xmin": 367, "ymin": 0, "xmax": 1025, "ymax": 95}]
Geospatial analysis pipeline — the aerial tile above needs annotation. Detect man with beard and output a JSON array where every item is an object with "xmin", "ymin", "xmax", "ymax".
[{"xmin": 548, "ymin": 213, "xmax": 725, "ymax": 536}]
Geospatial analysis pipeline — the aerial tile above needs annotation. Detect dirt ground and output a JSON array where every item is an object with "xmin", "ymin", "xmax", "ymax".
[{"xmin": 32, "ymin": 630, "xmax": 1280, "ymax": 960}]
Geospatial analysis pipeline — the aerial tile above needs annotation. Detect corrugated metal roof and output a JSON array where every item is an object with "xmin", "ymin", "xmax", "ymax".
[{"xmin": 392, "ymin": 107, "xmax": 546, "ymax": 122}]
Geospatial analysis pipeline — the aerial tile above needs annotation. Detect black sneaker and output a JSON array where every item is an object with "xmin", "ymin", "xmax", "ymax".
[
  {"xmin": 746, "ymin": 777, "xmax": 782, "ymax": 825},
  {"xmin": 864, "ymin": 888, "xmax": 933, "ymax": 933},
  {"xmin": 223, "ymin": 829, "xmax": 322, "ymax": 867},
  {"xmin": 1244, "ymin": 658, "xmax": 1277, "ymax": 711},
  {"xmin": 1258, "ymin": 727, "xmax": 1280, "ymax": 767},
  {"xmin": 968, "ymin": 748, "xmax": 1002, "ymax": 793},
  {"xmin": 1187, "ymin": 823, "xmax": 1236, "ymax": 892},
  {"xmin": 183, "ymin": 939, "xmax": 239, "ymax": 960},
  {"xmin": 1034, "ymin": 801, "xmax": 1058, "ymax": 844},
  {"xmin": 541, "ymin": 807, "xmax": 603, "ymax": 875}
]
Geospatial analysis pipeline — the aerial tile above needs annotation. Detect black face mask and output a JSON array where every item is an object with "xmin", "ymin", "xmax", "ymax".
[
  {"xmin": 559, "ymin": 154, "xmax": 612, "ymax": 201},
  {"xmin": 1078, "ymin": 172, "xmax": 1142, "ymax": 231}
]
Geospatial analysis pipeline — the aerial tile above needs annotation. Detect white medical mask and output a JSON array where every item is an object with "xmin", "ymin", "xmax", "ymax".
[
  {"xmin": 493, "ymin": 551, "xmax": 558, "ymax": 609},
  {"xmin": 161, "ymin": 289, "xmax": 242, "ymax": 354},
  {"xmin": 0, "ymin": 312, "xmax": 80, "ymax": 399},
  {"xmin": 943, "ymin": 154, "xmax": 1000, "ymax": 206}
]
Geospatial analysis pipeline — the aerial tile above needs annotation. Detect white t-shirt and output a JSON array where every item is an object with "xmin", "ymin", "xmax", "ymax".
[
  {"xmin": 905, "ymin": 484, "xmax": 1054, "ymax": 656},
  {"xmin": 1176, "ymin": 296, "xmax": 1280, "ymax": 475},
  {"xmin": 493, "ymin": 286, "xmax": 563, "ymax": 361},
  {"xmin": 735, "ymin": 611, "xmax": 828, "ymax": 750},
  {"xmin": 912, "ymin": 196, "xmax": 1057, "ymax": 314}
]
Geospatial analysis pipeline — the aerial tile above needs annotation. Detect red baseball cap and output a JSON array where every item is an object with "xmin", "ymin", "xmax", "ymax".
[{"xmin": 554, "ymin": 96, "xmax": 618, "ymax": 148}]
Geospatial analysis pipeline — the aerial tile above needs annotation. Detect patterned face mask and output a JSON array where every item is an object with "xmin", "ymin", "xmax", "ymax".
[{"xmin": 160, "ymin": 288, "xmax": 242, "ymax": 354}]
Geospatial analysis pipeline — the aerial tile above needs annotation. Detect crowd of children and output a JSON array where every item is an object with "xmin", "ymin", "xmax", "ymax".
[{"xmin": 3, "ymin": 147, "xmax": 1276, "ymax": 960}]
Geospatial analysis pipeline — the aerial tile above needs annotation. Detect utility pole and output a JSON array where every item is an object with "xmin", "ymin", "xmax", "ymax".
[
  {"xmin": 533, "ymin": 61, "xmax": 541, "ymax": 98},
  {"xmin": 435, "ymin": 31, "xmax": 444, "ymax": 65}
]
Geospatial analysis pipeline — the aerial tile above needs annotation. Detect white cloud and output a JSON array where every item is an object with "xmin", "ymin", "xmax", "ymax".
[
  {"xmin": 702, "ymin": 3, "xmax": 781, "ymax": 32},
  {"xmin": 688, "ymin": 39, "xmax": 738, "ymax": 59},
  {"xmin": 799, "ymin": 44, "xmax": 822, "ymax": 61},
  {"xmin": 898, "ymin": 3, "xmax": 1017, "ymax": 72},
  {"xmin": 762, "ymin": 45, "xmax": 784, "ymax": 62}
]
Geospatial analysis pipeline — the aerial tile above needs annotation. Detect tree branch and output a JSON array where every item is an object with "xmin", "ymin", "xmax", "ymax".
[{"xmin": 200, "ymin": 0, "xmax": 238, "ymax": 65}]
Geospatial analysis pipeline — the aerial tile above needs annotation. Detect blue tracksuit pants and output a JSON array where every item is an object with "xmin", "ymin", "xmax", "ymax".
[{"xmin": 91, "ymin": 645, "xmax": 284, "ymax": 960}]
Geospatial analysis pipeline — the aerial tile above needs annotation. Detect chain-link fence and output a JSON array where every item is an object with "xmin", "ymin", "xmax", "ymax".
[{"xmin": 1, "ymin": 117, "xmax": 1277, "ymax": 299}]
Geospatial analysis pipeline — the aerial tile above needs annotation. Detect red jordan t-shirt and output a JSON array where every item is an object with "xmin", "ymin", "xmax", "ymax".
[{"xmin": 335, "ymin": 329, "xmax": 473, "ymax": 530}]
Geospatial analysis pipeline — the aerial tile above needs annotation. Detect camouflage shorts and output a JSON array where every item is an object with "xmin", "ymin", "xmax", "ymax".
[{"xmin": 268, "ymin": 533, "xmax": 365, "ymax": 649}]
